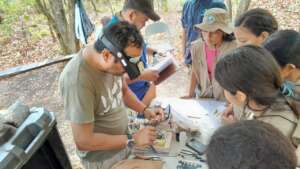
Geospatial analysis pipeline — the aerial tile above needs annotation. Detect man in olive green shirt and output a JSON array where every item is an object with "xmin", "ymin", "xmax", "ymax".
[{"xmin": 59, "ymin": 22, "xmax": 164, "ymax": 169}]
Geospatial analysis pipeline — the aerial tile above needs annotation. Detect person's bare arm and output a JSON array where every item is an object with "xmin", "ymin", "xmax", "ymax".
[
  {"xmin": 71, "ymin": 122, "xmax": 157, "ymax": 151},
  {"xmin": 71, "ymin": 122, "xmax": 127, "ymax": 151},
  {"xmin": 182, "ymin": 29, "xmax": 187, "ymax": 59},
  {"xmin": 146, "ymin": 47, "xmax": 156, "ymax": 56},
  {"xmin": 122, "ymin": 78, "xmax": 164, "ymax": 121},
  {"xmin": 141, "ymin": 83, "xmax": 156, "ymax": 106},
  {"xmin": 221, "ymin": 104, "xmax": 237, "ymax": 125},
  {"xmin": 189, "ymin": 70, "xmax": 197, "ymax": 96},
  {"xmin": 122, "ymin": 77, "xmax": 147, "ymax": 113},
  {"xmin": 124, "ymin": 70, "xmax": 159, "ymax": 85},
  {"xmin": 182, "ymin": 70, "xmax": 197, "ymax": 98}
]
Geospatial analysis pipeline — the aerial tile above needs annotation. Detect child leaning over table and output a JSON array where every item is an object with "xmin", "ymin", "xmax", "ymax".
[
  {"xmin": 214, "ymin": 45, "xmax": 300, "ymax": 166},
  {"xmin": 263, "ymin": 30, "xmax": 300, "ymax": 115}
]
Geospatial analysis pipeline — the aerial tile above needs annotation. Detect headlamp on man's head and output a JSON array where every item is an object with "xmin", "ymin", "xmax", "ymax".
[{"xmin": 100, "ymin": 35, "xmax": 145, "ymax": 79}]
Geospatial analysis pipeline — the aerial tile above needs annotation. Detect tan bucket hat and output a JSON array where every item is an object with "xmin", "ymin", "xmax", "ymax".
[{"xmin": 194, "ymin": 8, "xmax": 233, "ymax": 34}]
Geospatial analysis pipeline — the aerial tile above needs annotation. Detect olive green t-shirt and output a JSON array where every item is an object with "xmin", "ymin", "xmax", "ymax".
[{"xmin": 59, "ymin": 50, "xmax": 128, "ymax": 162}]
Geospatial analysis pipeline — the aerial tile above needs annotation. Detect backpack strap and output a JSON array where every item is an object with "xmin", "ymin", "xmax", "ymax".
[{"xmin": 258, "ymin": 114, "xmax": 298, "ymax": 125}]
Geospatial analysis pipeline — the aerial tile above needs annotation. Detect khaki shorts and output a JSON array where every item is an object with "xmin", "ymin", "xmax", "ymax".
[{"xmin": 81, "ymin": 148, "xmax": 130, "ymax": 169}]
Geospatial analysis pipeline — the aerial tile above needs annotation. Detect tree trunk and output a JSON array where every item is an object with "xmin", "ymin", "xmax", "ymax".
[
  {"xmin": 154, "ymin": 0, "xmax": 161, "ymax": 12},
  {"xmin": 106, "ymin": 0, "xmax": 114, "ymax": 15},
  {"xmin": 0, "ymin": 15, "xmax": 3, "ymax": 24},
  {"xmin": 0, "ymin": 9, "xmax": 4, "ymax": 24},
  {"xmin": 49, "ymin": 0, "xmax": 76, "ymax": 54},
  {"xmin": 35, "ymin": 0, "xmax": 79, "ymax": 55},
  {"xmin": 90, "ymin": 0, "xmax": 99, "ymax": 14},
  {"xmin": 48, "ymin": 22, "xmax": 56, "ymax": 42},
  {"xmin": 162, "ymin": 0, "xmax": 168, "ymax": 12},
  {"xmin": 225, "ymin": 0, "xmax": 251, "ymax": 21},
  {"xmin": 66, "ymin": 0, "xmax": 80, "ymax": 51},
  {"xmin": 236, "ymin": 0, "xmax": 251, "ymax": 18},
  {"xmin": 225, "ymin": 0, "xmax": 233, "ymax": 21},
  {"xmin": 167, "ymin": 0, "xmax": 179, "ymax": 12}
]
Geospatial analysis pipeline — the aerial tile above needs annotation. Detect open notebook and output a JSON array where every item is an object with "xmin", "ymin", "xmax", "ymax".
[{"xmin": 148, "ymin": 54, "xmax": 177, "ymax": 85}]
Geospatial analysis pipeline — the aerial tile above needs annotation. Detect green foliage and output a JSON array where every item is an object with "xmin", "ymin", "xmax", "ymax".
[
  {"xmin": 179, "ymin": 0, "xmax": 185, "ymax": 7},
  {"xmin": 29, "ymin": 27, "xmax": 50, "ymax": 40},
  {"xmin": 161, "ymin": 0, "xmax": 168, "ymax": 12},
  {"xmin": 0, "ymin": 0, "xmax": 51, "ymax": 44},
  {"xmin": 0, "ymin": 13, "xmax": 16, "ymax": 37},
  {"xmin": 0, "ymin": 0, "xmax": 35, "ymax": 14},
  {"xmin": 0, "ymin": 0, "xmax": 36, "ymax": 37},
  {"xmin": 89, "ymin": 0, "xmax": 123, "ymax": 13}
]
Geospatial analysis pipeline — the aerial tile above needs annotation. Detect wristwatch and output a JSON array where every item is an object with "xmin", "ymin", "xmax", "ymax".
[{"xmin": 126, "ymin": 134, "xmax": 135, "ymax": 149}]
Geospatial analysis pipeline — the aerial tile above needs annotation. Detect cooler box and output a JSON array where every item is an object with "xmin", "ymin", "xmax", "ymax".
[{"xmin": 0, "ymin": 107, "xmax": 72, "ymax": 169}]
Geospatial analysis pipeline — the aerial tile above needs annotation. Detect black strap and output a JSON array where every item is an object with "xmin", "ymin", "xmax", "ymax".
[
  {"xmin": 100, "ymin": 35, "xmax": 120, "ymax": 56},
  {"xmin": 258, "ymin": 114, "xmax": 298, "ymax": 125}
]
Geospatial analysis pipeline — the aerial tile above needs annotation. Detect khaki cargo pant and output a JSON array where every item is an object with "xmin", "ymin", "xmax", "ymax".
[{"xmin": 81, "ymin": 148, "xmax": 130, "ymax": 169}]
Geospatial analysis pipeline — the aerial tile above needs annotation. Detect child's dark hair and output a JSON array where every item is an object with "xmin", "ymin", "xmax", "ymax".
[
  {"xmin": 215, "ymin": 45, "xmax": 283, "ymax": 106},
  {"xmin": 94, "ymin": 21, "xmax": 143, "ymax": 53},
  {"xmin": 199, "ymin": 30, "xmax": 235, "ymax": 42},
  {"xmin": 263, "ymin": 30, "xmax": 300, "ymax": 68},
  {"xmin": 235, "ymin": 8, "xmax": 278, "ymax": 36},
  {"xmin": 223, "ymin": 33, "xmax": 235, "ymax": 41},
  {"xmin": 206, "ymin": 120, "xmax": 297, "ymax": 169}
]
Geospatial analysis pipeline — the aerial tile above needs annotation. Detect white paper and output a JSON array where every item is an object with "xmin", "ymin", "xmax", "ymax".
[
  {"xmin": 148, "ymin": 54, "xmax": 175, "ymax": 73},
  {"xmin": 154, "ymin": 98, "xmax": 226, "ymax": 144}
]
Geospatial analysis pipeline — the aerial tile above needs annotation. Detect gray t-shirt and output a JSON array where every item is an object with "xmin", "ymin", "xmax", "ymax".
[{"xmin": 59, "ymin": 50, "xmax": 128, "ymax": 162}]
